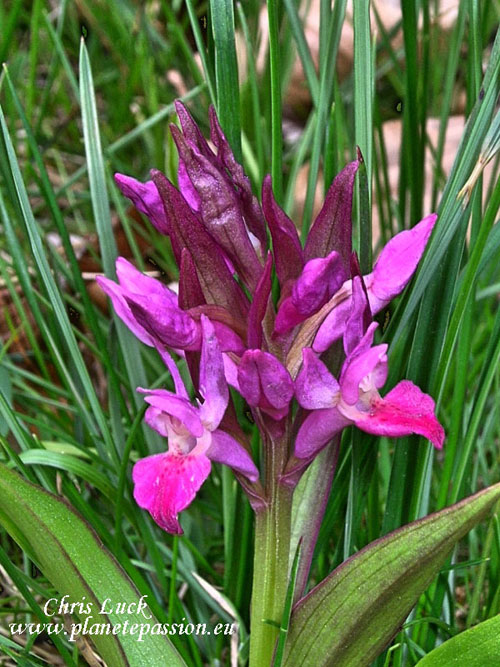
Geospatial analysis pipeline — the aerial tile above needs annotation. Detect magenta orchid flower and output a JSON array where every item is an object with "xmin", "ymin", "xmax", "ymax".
[
  {"xmin": 133, "ymin": 316, "xmax": 259, "ymax": 534},
  {"xmin": 295, "ymin": 277, "xmax": 444, "ymax": 459}
]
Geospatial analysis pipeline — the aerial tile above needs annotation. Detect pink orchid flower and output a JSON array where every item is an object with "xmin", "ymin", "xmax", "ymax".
[
  {"xmin": 295, "ymin": 277, "xmax": 444, "ymax": 459},
  {"xmin": 133, "ymin": 316, "xmax": 258, "ymax": 534}
]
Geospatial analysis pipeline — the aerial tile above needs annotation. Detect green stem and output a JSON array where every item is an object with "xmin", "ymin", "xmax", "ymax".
[{"xmin": 249, "ymin": 438, "xmax": 293, "ymax": 666}]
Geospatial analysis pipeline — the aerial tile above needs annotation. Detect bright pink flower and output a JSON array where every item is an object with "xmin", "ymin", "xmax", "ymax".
[
  {"xmin": 295, "ymin": 279, "xmax": 444, "ymax": 459},
  {"xmin": 133, "ymin": 316, "xmax": 258, "ymax": 534}
]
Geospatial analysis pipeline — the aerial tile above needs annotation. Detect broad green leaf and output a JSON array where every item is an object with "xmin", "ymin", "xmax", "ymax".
[
  {"xmin": 283, "ymin": 482, "xmax": 500, "ymax": 667},
  {"xmin": 0, "ymin": 464, "xmax": 185, "ymax": 667},
  {"xmin": 416, "ymin": 614, "xmax": 500, "ymax": 666}
]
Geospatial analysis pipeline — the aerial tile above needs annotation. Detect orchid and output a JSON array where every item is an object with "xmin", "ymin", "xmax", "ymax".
[
  {"xmin": 133, "ymin": 315, "xmax": 258, "ymax": 534},
  {"xmin": 98, "ymin": 101, "xmax": 445, "ymax": 664},
  {"xmin": 295, "ymin": 277, "xmax": 445, "ymax": 460},
  {"xmin": 100, "ymin": 101, "xmax": 443, "ymax": 527}
]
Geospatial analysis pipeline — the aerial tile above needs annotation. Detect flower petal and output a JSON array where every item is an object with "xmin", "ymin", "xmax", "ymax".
[
  {"xmin": 116, "ymin": 257, "xmax": 177, "ymax": 305},
  {"xmin": 222, "ymin": 353, "xmax": 240, "ymax": 391},
  {"xmin": 139, "ymin": 388, "xmax": 204, "ymax": 437},
  {"xmin": 274, "ymin": 252, "xmax": 346, "ymax": 336},
  {"xmin": 367, "ymin": 213, "xmax": 437, "ymax": 312},
  {"xmin": 208, "ymin": 429, "xmax": 259, "ymax": 482},
  {"xmin": 96, "ymin": 275, "xmax": 154, "ymax": 346},
  {"xmin": 340, "ymin": 343, "xmax": 388, "ymax": 405},
  {"xmin": 296, "ymin": 349, "xmax": 340, "ymax": 409},
  {"xmin": 114, "ymin": 174, "xmax": 169, "ymax": 235},
  {"xmin": 155, "ymin": 346, "xmax": 189, "ymax": 399},
  {"xmin": 274, "ymin": 296, "xmax": 305, "ymax": 336},
  {"xmin": 127, "ymin": 294, "xmax": 201, "ymax": 350},
  {"xmin": 295, "ymin": 408, "xmax": 350, "ymax": 459},
  {"xmin": 198, "ymin": 316, "xmax": 228, "ymax": 429},
  {"xmin": 354, "ymin": 380, "xmax": 445, "ymax": 449},
  {"xmin": 133, "ymin": 452, "xmax": 211, "ymax": 534},
  {"xmin": 262, "ymin": 174, "xmax": 303, "ymax": 286},
  {"xmin": 304, "ymin": 160, "xmax": 359, "ymax": 266},
  {"xmin": 343, "ymin": 273, "xmax": 371, "ymax": 356},
  {"xmin": 292, "ymin": 252, "xmax": 345, "ymax": 315},
  {"xmin": 238, "ymin": 350, "xmax": 294, "ymax": 418},
  {"xmin": 312, "ymin": 288, "xmax": 352, "ymax": 353}
]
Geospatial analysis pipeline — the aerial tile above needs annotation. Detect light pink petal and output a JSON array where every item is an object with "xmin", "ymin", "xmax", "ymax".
[
  {"xmin": 116, "ymin": 257, "xmax": 178, "ymax": 305},
  {"xmin": 295, "ymin": 349, "xmax": 339, "ymax": 409},
  {"xmin": 208, "ymin": 430, "xmax": 259, "ymax": 482},
  {"xmin": 198, "ymin": 316, "xmax": 229, "ymax": 429},
  {"xmin": 354, "ymin": 380, "xmax": 445, "ymax": 449},
  {"xmin": 114, "ymin": 174, "xmax": 169, "ymax": 235},
  {"xmin": 142, "ymin": 406, "xmax": 175, "ymax": 439},
  {"xmin": 368, "ymin": 214, "xmax": 437, "ymax": 308},
  {"xmin": 295, "ymin": 408, "xmax": 350, "ymax": 459},
  {"xmin": 133, "ymin": 452, "xmax": 211, "ymax": 534},
  {"xmin": 96, "ymin": 275, "xmax": 154, "ymax": 346},
  {"xmin": 223, "ymin": 353, "xmax": 240, "ymax": 391},
  {"xmin": 340, "ymin": 344, "xmax": 388, "ymax": 405},
  {"xmin": 139, "ymin": 388, "xmax": 204, "ymax": 437},
  {"xmin": 349, "ymin": 321, "xmax": 379, "ymax": 358}
]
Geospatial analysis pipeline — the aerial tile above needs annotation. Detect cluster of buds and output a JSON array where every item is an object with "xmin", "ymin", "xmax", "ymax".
[{"xmin": 97, "ymin": 102, "xmax": 444, "ymax": 534}]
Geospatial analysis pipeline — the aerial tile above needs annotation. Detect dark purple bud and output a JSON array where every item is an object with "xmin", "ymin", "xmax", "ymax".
[
  {"xmin": 209, "ymin": 106, "xmax": 268, "ymax": 250},
  {"xmin": 174, "ymin": 100, "xmax": 214, "ymax": 160},
  {"xmin": 247, "ymin": 253, "xmax": 273, "ymax": 349},
  {"xmin": 237, "ymin": 350, "xmax": 294, "ymax": 420},
  {"xmin": 171, "ymin": 127, "xmax": 263, "ymax": 292},
  {"xmin": 304, "ymin": 160, "xmax": 359, "ymax": 268},
  {"xmin": 262, "ymin": 174, "xmax": 304, "ymax": 287},
  {"xmin": 152, "ymin": 170, "xmax": 249, "ymax": 321}
]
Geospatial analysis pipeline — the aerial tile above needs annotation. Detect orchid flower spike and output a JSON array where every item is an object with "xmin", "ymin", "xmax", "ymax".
[{"xmin": 98, "ymin": 100, "xmax": 444, "ymax": 529}]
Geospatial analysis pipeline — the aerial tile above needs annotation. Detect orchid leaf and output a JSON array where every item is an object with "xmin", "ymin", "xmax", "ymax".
[
  {"xmin": 0, "ymin": 464, "xmax": 185, "ymax": 667},
  {"xmin": 282, "ymin": 482, "xmax": 500, "ymax": 666},
  {"xmin": 416, "ymin": 614, "xmax": 500, "ymax": 666}
]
